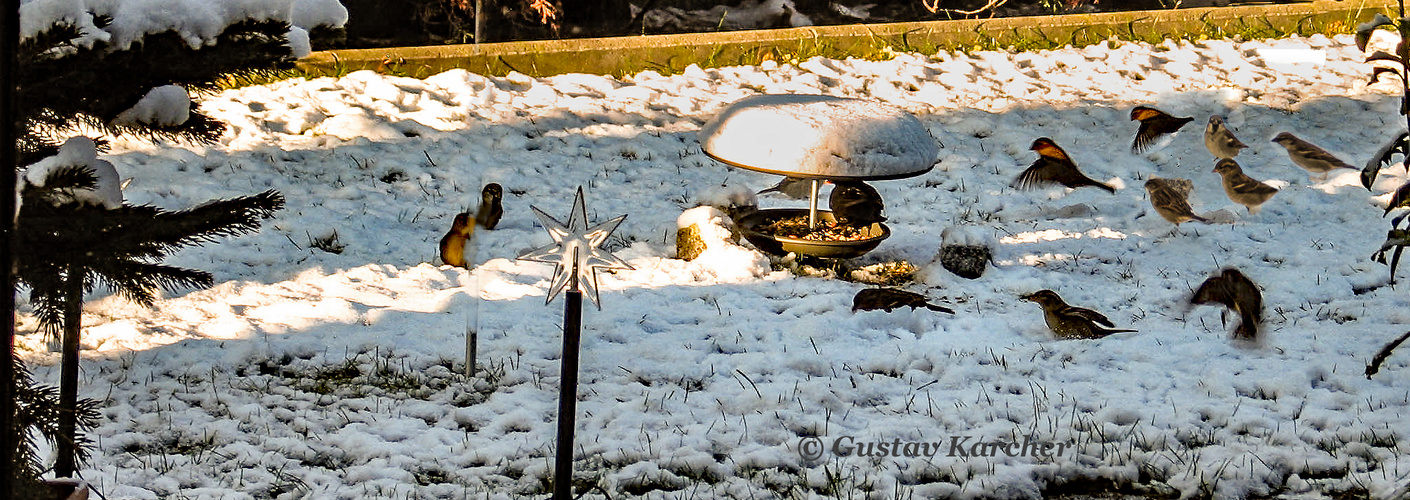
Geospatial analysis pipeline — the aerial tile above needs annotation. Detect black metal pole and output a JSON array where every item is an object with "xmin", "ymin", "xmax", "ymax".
[
  {"xmin": 55, "ymin": 268, "xmax": 80, "ymax": 478},
  {"xmin": 552, "ymin": 288, "xmax": 582, "ymax": 500},
  {"xmin": 1, "ymin": 0, "xmax": 20, "ymax": 494}
]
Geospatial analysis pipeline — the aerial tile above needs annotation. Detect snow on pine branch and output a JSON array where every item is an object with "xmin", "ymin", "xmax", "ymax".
[{"xmin": 18, "ymin": 0, "xmax": 347, "ymax": 52}]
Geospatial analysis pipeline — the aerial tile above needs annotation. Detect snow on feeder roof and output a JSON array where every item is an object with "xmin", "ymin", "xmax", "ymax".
[{"xmin": 699, "ymin": 94, "xmax": 940, "ymax": 180}]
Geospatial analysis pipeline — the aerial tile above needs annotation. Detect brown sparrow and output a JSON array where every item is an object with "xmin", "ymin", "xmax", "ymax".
[
  {"xmin": 828, "ymin": 180, "xmax": 886, "ymax": 227},
  {"xmin": 1144, "ymin": 177, "xmax": 1208, "ymax": 227},
  {"xmin": 1212, "ymin": 159, "xmax": 1278, "ymax": 214},
  {"xmin": 852, "ymin": 288, "xmax": 953, "ymax": 313},
  {"xmin": 1190, "ymin": 268, "xmax": 1263, "ymax": 341},
  {"xmin": 1204, "ymin": 115, "xmax": 1248, "ymax": 160},
  {"xmin": 475, "ymin": 183, "xmax": 503, "ymax": 230},
  {"xmin": 1020, "ymin": 289, "xmax": 1136, "ymax": 339},
  {"xmin": 1271, "ymin": 132, "xmax": 1356, "ymax": 182},
  {"xmin": 439, "ymin": 212, "xmax": 474, "ymax": 268}
]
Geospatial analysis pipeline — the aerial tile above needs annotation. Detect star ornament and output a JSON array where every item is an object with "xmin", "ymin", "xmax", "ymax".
[{"xmin": 517, "ymin": 187, "xmax": 632, "ymax": 308}]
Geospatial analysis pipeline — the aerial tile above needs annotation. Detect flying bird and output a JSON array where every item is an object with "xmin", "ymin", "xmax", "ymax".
[
  {"xmin": 1212, "ymin": 159, "xmax": 1278, "ymax": 214},
  {"xmin": 1012, "ymin": 138, "xmax": 1116, "ymax": 193},
  {"xmin": 1189, "ymin": 268, "xmax": 1264, "ymax": 341},
  {"xmin": 1020, "ymin": 289, "xmax": 1136, "ymax": 339},
  {"xmin": 439, "ymin": 212, "xmax": 474, "ymax": 268},
  {"xmin": 1131, "ymin": 106, "xmax": 1194, "ymax": 153},
  {"xmin": 828, "ymin": 180, "xmax": 886, "ymax": 227},
  {"xmin": 1144, "ymin": 177, "xmax": 1208, "ymax": 228},
  {"xmin": 475, "ymin": 183, "xmax": 504, "ymax": 230},
  {"xmin": 1271, "ymin": 132, "xmax": 1357, "ymax": 182},
  {"xmin": 758, "ymin": 177, "xmax": 815, "ymax": 199},
  {"xmin": 1204, "ymin": 115, "xmax": 1249, "ymax": 160},
  {"xmin": 852, "ymin": 288, "xmax": 954, "ymax": 313}
]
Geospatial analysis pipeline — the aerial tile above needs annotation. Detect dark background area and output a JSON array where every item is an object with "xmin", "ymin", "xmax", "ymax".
[{"xmin": 336, "ymin": 0, "xmax": 1186, "ymax": 48}]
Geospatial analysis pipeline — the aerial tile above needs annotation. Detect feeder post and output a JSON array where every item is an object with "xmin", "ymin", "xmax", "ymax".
[
  {"xmin": 807, "ymin": 179, "xmax": 820, "ymax": 230},
  {"xmin": 552, "ymin": 262, "xmax": 582, "ymax": 500}
]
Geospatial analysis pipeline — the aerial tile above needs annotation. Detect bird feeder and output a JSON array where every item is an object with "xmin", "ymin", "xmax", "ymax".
[{"xmin": 699, "ymin": 94, "xmax": 939, "ymax": 259}]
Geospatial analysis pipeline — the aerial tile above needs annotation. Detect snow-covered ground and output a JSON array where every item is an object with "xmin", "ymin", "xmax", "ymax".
[{"xmin": 14, "ymin": 33, "xmax": 1410, "ymax": 499}]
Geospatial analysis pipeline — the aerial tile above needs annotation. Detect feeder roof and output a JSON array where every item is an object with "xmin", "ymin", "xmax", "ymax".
[{"xmin": 699, "ymin": 94, "xmax": 940, "ymax": 180}]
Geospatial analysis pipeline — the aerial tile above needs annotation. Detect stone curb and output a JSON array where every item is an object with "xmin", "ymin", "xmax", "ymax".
[{"xmin": 297, "ymin": 0, "xmax": 1395, "ymax": 79}]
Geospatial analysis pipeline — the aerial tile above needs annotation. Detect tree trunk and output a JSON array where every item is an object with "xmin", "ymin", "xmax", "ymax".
[
  {"xmin": 2, "ymin": 0, "xmax": 21, "ymax": 493},
  {"xmin": 53, "ymin": 267, "xmax": 81, "ymax": 478}
]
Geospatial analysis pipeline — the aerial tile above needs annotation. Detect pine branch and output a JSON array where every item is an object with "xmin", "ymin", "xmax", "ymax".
[
  {"xmin": 18, "ymin": 19, "xmax": 293, "ymax": 149},
  {"xmin": 6, "ymin": 354, "xmax": 100, "ymax": 489},
  {"xmin": 94, "ymin": 261, "xmax": 213, "ymax": 307},
  {"xmin": 115, "ymin": 190, "xmax": 286, "ymax": 252}
]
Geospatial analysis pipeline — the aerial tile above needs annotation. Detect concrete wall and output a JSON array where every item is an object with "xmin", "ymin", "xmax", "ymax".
[{"xmin": 297, "ymin": 0, "xmax": 1395, "ymax": 79}]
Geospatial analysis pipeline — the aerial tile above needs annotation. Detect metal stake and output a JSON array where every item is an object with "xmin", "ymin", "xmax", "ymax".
[
  {"xmin": 552, "ymin": 271, "xmax": 582, "ymax": 500},
  {"xmin": 807, "ymin": 179, "xmax": 820, "ymax": 230}
]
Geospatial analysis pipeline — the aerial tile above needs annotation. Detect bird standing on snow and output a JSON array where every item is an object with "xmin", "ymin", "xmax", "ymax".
[
  {"xmin": 1270, "ymin": 132, "xmax": 1356, "ymax": 181},
  {"xmin": 1144, "ymin": 177, "xmax": 1208, "ymax": 228},
  {"xmin": 1012, "ymin": 138, "xmax": 1116, "ymax": 193},
  {"xmin": 1020, "ymin": 289, "xmax": 1136, "ymax": 339},
  {"xmin": 852, "ymin": 288, "xmax": 953, "ymax": 313},
  {"xmin": 475, "ymin": 183, "xmax": 504, "ymax": 230},
  {"xmin": 1130, "ymin": 106, "xmax": 1193, "ymax": 153},
  {"xmin": 1212, "ymin": 159, "xmax": 1278, "ymax": 214},
  {"xmin": 439, "ymin": 212, "xmax": 474, "ymax": 268},
  {"xmin": 757, "ymin": 177, "xmax": 814, "ymax": 199},
  {"xmin": 828, "ymin": 180, "xmax": 886, "ymax": 227},
  {"xmin": 1204, "ymin": 115, "xmax": 1248, "ymax": 160},
  {"xmin": 1189, "ymin": 268, "xmax": 1263, "ymax": 341}
]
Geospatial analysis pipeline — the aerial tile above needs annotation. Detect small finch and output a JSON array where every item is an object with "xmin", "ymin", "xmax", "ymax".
[
  {"xmin": 1020, "ymin": 289, "xmax": 1136, "ymax": 339},
  {"xmin": 1212, "ymin": 159, "xmax": 1278, "ymax": 214},
  {"xmin": 758, "ymin": 177, "xmax": 815, "ymax": 199},
  {"xmin": 828, "ymin": 180, "xmax": 886, "ymax": 227},
  {"xmin": 852, "ymin": 288, "xmax": 954, "ymax": 313},
  {"xmin": 475, "ymin": 183, "xmax": 504, "ymax": 230},
  {"xmin": 1144, "ymin": 177, "xmax": 1209, "ymax": 227},
  {"xmin": 439, "ymin": 212, "xmax": 474, "ymax": 268},
  {"xmin": 1013, "ymin": 138, "xmax": 1116, "ymax": 193},
  {"xmin": 1271, "ymin": 132, "xmax": 1356, "ymax": 182},
  {"xmin": 1189, "ymin": 268, "xmax": 1263, "ymax": 341},
  {"xmin": 1130, "ymin": 106, "xmax": 1194, "ymax": 153},
  {"xmin": 1204, "ymin": 115, "xmax": 1248, "ymax": 160}
]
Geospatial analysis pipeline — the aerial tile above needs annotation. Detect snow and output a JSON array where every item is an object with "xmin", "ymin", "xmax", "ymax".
[
  {"xmin": 112, "ymin": 84, "xmax": 191, "ymax": 127},
  {"xmin": 12, "ymin": 33, "xmax": 1410, "ymax": 499},
  {"xmin": 699, "ymin": 93, "xmax": 941, "ymax": 178},
  {"xmin": 22, "ymin": 136, "xmax": 123, "ymax": 209},
  {"xmin": 18, "ymin": 0, "xmax": 347, "ymax": 50}
]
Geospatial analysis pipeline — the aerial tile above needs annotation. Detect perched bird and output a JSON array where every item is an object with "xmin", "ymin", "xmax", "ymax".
[
  {"xmin": 828, "ymin": 180, "xmax": 886, "ymax": 227},
  {"xmin": 1019, "ymin": 289, "xmax": 1136, "ymax": 339},
  {"xmin": 475, "ymin": 183, "xmax": 504, "ymax": 230},
  {"xmin": 852, "ymin": 288, "xmax": 953, "ymax": 313},
  {"xmin": 758, "ymin": 177, "xmax": 815, "ymax": 199},
  {"xmin": 1012, "ymin": 138, "xmax": 1116, "ymax": 193},
  {"xmin": 1204, "ymin": 115, "xmax": 1248, "ymax": 160},
  {"xmin": 1271, "ymin": 132, "xmax": 1356, "ymax": 181},
  {"xmin": 1189, "ymin": 268, "xmax": 1263, "ymax": 341},
  {"xmin": 1212, "ymin": 159, "xmax": 1278, "ymax": 214},
  {"xmin": 1144, "ymin": 177, "xmax": 1208, "ymax": 228},
  {"xmin": 439, "ymin": 212, "xmax": 474, "ymax": 268},
  {"xmin": 1130, "ymin": 106, "xmax": 1194, "ymax": 153}
]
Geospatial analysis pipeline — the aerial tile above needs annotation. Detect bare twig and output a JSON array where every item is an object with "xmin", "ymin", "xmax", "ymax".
[{"xmin": 1366, "ymin": 330, "xmax": 1410, "ymax": 379}]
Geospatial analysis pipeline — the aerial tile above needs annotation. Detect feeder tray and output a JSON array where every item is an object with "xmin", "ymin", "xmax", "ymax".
[
  {"xmin": 737, "ymin": 209, "xmax": 889, "ymax": 259},
  {"xmin": 699, "ymin": 94, "xmax": 939, "ymax": 258}
]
